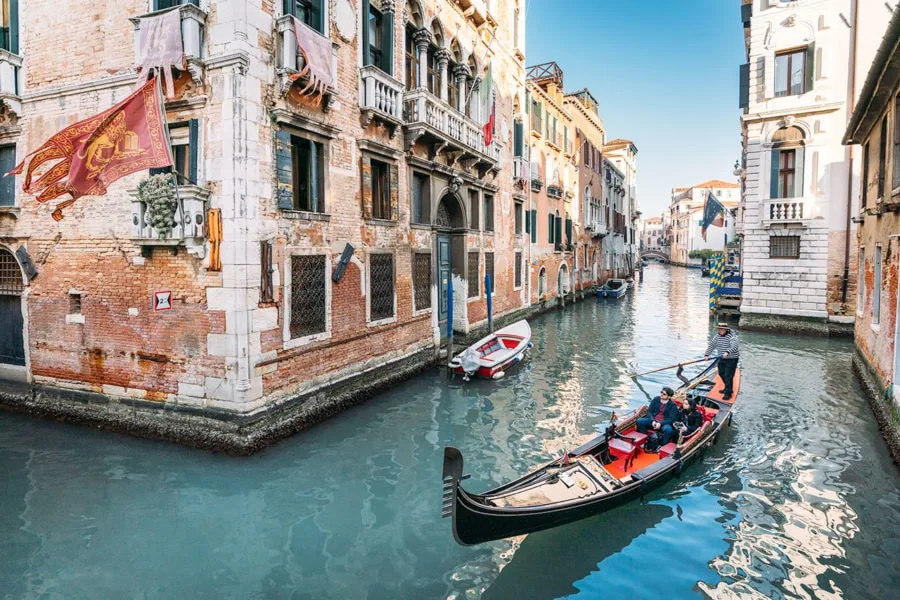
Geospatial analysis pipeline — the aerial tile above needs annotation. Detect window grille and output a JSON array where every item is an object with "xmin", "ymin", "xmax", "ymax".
[
  {"xmin": 769, "ymin": 235, "xmax": 800, "ymax": 259},
  {"xmin": 485, "ymin": 252, "xmax": 494, "ymax": 293},
  {"xmin": 467, "ymin": 252, "xmax": 479, "ymax": 298},
  {"xmin": 514, "ymin": 251, "xmax": 522, "ymax": 288},
  {"xmin": 0, "ymin": 249, "xmax": 23, "ymax": 294},
  {"xmin": 290, "ymin": 255, "xmax": 326, "ymax": 338},
  {"xmin": 414, "ymin": 253, "xmax": 431, "ymax": 311},
  {"xmin": 370, "ymin": 253, "xmax": 395, "ymax": 320}
]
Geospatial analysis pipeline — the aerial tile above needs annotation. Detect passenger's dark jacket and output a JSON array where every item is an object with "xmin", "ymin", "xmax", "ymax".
[
  {"xmin": 646, "ymin": 396, "xmax": 679, "ymax": 426},
  {"xmin": 676, "ymin": 406, "xmax": 704, "ymax": 436}
]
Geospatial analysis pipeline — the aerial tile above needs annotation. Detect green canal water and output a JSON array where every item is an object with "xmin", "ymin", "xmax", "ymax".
[{"xmin": 1, "ymin": 264, "xmax": 898, "ymax": 599}]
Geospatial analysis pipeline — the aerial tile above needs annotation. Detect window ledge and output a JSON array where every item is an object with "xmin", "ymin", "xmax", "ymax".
[
  {"xmin": 367, "ymin": 316, "xmax": 397, "ymax": 328},
  {"xmin": 366, "ymin": 218, "xmax": 398, "ymax": 227},
  {"xmin": 0, "ymin": 206, "xmax": 20, "ymax": 214},
  {"xmin": 410, "ymin": 223, "xmax": 432, "ymax": 230},
  {"xmin": 412, "ymin": 307, "xmax": 432, "ymax": 317},
  {"xmin": 870, "ymin": 322, "xmax": 881, "ymax": 334},
  {"xmin": 284, "ymin": 331, "xmax": 332, "ymax": 350},
  {"xmin": 281, "ymin": 210, "xmax": 330, "ymax": 222}
]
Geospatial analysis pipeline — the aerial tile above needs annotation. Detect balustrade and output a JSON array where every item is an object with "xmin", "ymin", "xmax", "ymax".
[
  {"xmin": 765, "ymin": 200, "xmax": 807, "ymax": 224},
  {"xmin": 403, "ymin": 89, "xmax": 500, "ymax": 163},
  {"xmin": 360, "ymin": 65, "xmax": 403, "ymax": 121}
]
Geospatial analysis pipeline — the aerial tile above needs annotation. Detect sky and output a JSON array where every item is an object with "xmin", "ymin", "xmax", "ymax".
[{"xmin": 524, "ymin": 0, "xmax": 746, "ymax": 218}]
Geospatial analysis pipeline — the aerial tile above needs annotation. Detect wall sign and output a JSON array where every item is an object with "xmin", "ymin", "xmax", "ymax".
[{"xmin": 153, "ymin": 290, "xmax": 172, "ymax": 312}]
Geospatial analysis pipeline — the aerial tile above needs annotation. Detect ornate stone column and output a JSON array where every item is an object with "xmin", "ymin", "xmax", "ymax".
[
  {"xmin": 453, "ymin": 63, "xmax": 470, "ymax": 113},
  {"xmin": 413, "ymin": 29, "xmax": 432, "ymax": 89},
  {"xmin": 435, "ymin": 48, "xmax": 450, "ymax": 103}
]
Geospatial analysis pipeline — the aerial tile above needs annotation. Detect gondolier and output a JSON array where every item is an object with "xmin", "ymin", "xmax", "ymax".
[{"xmin": 705, "ymin": 322, "xmax": 740, "ymax": 400}]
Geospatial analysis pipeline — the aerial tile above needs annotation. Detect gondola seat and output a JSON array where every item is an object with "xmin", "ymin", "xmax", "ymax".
[
  {"xmin": 620, "ymin": 430, "xmax": 649, "ymax": 447},
  {"xmin": 608, "ymin": 438, "xmax": 637, "ymax": 470},
  {"xmin": 658, "ymin": 443, "xmax": 678, "ymax": 458}
]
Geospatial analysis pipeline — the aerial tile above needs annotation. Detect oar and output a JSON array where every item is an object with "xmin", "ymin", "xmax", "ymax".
[{"xmin": 628, "ymin": 356, "xmax": 718, "ymax": 379}]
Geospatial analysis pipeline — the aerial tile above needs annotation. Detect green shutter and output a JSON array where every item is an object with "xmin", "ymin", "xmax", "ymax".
[
  {"xmin": 310, "ymin": 140, "xmax": 319, "ymax": 212},
  {"xmin": 188, "ymin": 119, "xmax": 199, "ymax": 185},
  {"xmin": 9, "ymin": 0, "xmax": 18, "ymax": 55},
  {"xmin": 555, "ymin": 216, "xmax": 562, "ymax": 251},
  {"xmin": 514, "ymin": 121, "xmax": 523, "ymax": 158},
  {"xmin": 793, "ymin": 147, "xmax": 805, "ymax": 198},
  {"xmin": 565, "ymin": 218, "xmax": 572, "ymax": 246},
  {"xmin": 525, "ymin": 206, "xmax": 531, "ymax": 233},
  {"xmin": 548, "ymin": 213, "xmax": 554, "ymax": 243},
  {"xmin": 530, "ymin": 210, "xmax": 537, "ymax": 243},
  {"xmin": 276, "ymin": 131, "xmax": 295, "ymax": 210},
  {"xmin": 739, "ymin": 63, "xmax": 750, "ymax": 109},
  {"xmin": 361, "ymin": 0, "xmax": 371, "ymax": 66},
  {"xmin": 805, "ymin": 42, "xmax": 815, "ymax": 93},
  {"xmin": 770, "ymin": 149, "xmax": 780, "ymax": 199},
  {"xmin": 564, "ymin": 127, "xmax": 568, "ymax": 152},
  {"xmin": 283, "ymin": 0, "xmax": 292, "ymax": 16},
  {"xmin": 382, "ymin": 11, "xmax": 394, "ymax": 75}
]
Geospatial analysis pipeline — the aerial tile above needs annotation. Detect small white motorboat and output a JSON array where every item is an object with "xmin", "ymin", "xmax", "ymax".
[
  {"xmin": 597, "ymin": 279, "xmax": 628, "ymax": 299},
  {"xmin": 449, "ymin": 320, "xmax": 532, "ymax": 380}
]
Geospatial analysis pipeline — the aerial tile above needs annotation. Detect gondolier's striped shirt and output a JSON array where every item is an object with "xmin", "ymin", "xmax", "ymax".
[{"xmin": 706, "ymin": 331, "xmax": 740, "ymax": 359}]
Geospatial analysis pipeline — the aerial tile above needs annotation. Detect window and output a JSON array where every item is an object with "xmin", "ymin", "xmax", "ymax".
[
  {"xmin": 367, "ymin": 5, "xmax": 385, "ymax": 72},
  {"xmin": 857, "ymin": 247, "xmax": 865, "ymax": 313},
  {"xmin": 413, "ymin": 252, "xmax": 431, "ymax": 311},
  {"xmin": 514, "ymin": 251, "xmax": 522, "ymax": 288},
  {"xmin": 155, "ymin": 0, "xmax": 200, "ymax": 10},
  {"xmin": 276, "ymin": 131, "xmax": 325, "ymax": 212},
  {"xmin": 874, "ymin": 245, "xmax": 882, "ymax": 324},
  {"xmin": 284, "ymin": 0, "xmax": 323, "ymax": 33},
  {"xmin": 895, "ymin": 97, "xmax": 900, "ymax": 190},
  {"xmin": 290, "ymin": 255, "xmax": 327, "ymax": 338},
  {"xmin": 531, "ymin": 99, "xmax": 541, "ymax": 134},
  {"xmin": 151, "ymin": 120, "xmax": 199, "ymax": 185},
  {"xmin": 862, "ymin": 142, "xmax": 870, "ymax": 208},
  {"xmin": 770, "ymin": 126, "xmax": 804, "ymax": 199},
  {"xmin": 514, "ymin": 200, "xmax": 523, "ymax": 235},
  {"xmin": 484, "ymin": 252, "xmax": 494, "ymax": 294},
  {"xmin": 0, "ymin": 144, "xmax": 15, "ymax": 207},
  {"xmin": 548, "ymin": 213, "xmax": 555, "ymax": 244},
  {"xmin": 1, "ymin": 0, "xmax": 19, "ymax": 55},
  {"xmin": 411, "ymin": 172, "xmax": 430, "ymax": 224},
  {"xmin": 369, "ymin": 253, "xmax": 395, "ymax": 321},
  {"xmin": 469, "ymin": 190, "xmax": 479, "ymax": 229},
  {"xmin": 769, "ymin": 235, "xmax": 800, "ymax": 259},
  {"xmin": 404, "ymin": 24, "xmax": 417, "ymax": 90},
  {"xmin": 467, "ymin": 252, "xmax": 479, "ymax": 298},
  {"xmin": 774, "ymin": 47, "xmax": 809, "ymax": 97},
  {"xmin": 482, "ymin": 194, "xmax": 494, "ymax": 232},
  {"xmin": 260, "ymin": 241, "xmax": 274, "ymax": 303},
  {"xmin": 513, "ymin": 8, "xmax": 520, "ymax": 50},
  {"xmin": 371, "ymin": 159, "xmax": 391, "ymax": 219},
  {"xmin": 68, "ymin": 292, "xmax": 82, "ymax": 315},
  {"xmin": 878, "ymin": 116, "xmax": 887, "ymax": 199}
]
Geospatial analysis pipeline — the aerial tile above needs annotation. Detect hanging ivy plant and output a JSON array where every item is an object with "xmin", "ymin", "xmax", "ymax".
[{"xmin": 137, "ymin": 174, "xmax": 178, "ymax": 239}]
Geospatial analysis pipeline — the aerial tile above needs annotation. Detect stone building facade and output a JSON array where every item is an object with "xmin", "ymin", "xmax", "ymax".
[
  {"xmin": 641, "ymin": 216, "xmax": 663, "ymax": 253},
  {"xmin": 0, "ymin": 0, "xmax": 530, "ymax": 449},
  {"xmin": 600, "ymin": 156, "xmax": 627, "ymax": 280},
  {"xmin": 667, "ymin": 180, "xmax": 739, "ymax": 266},
  {"xmin": 736, "ymin": 0, "xmax": 893, "ymax": 334},
  {"xmin": 842, "ymin": 6, "xmax": 900, "ymax": 458},
  {"xmin": 602, "ymin": 138, "xmax": 639, "ymax": 275}
]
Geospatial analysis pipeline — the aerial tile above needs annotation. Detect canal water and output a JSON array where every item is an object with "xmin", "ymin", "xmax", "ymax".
[{"xmin": 1, "ymin": 265, "xmax": 898, "ymax": 599}]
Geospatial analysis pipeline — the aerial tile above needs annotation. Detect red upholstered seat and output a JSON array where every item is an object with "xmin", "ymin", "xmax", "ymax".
[
  {"xmin": 620, "ymin": 430, "xmax": 649, "ymax": 447},
  {"xmin": 608, "ymin": 438, "xmax": 636, "ymax": 460},
  {"xmin": 659, "ymin": 443, "xmax": 678, "ymax": 458}
]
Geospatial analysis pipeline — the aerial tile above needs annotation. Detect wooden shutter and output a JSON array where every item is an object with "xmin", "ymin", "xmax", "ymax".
[
  {"xmin": 389, "ymin": 163, "xmax": 399, "ymax": 220},
  {"xmin": 9, "ymin": 0, "xmax": 18, "ymax": 55},
  {"xmin": 283, "ymin": 0, "xmax": 293, "ymax": 16},
  {"xmin": 524, "ymin": 206, "xmax": 530, "ymax": 233},
  {"xmin": 361, "ymin": 0, "xmax": 371, "ymax": 66},
  {"xmin": 530, "ymin": 210, "xmax": 537, "ymax": 243},
  {"xmin": 188, "ymin": 119, "xmax": 199, "ymax": 184},
  {"xmin": 0, "ymin": 146, "xmax": 15, "ymax": 207},
  {"xmin": 548, "ymin": 213, "xmax": 554, "ymax": 243},
  {"xmin": 382, "ymin": 11, "xmax": 394, "ymax": 75},
  {"xmin": 514, "ymin": 121, "xmax": 523, "ymax": 158},
  {"xmin": 565, "ymin": 218, "xmax": 572, "ymax": 246},
  {"xmin": 260, "ymin": 241, "xmax": 273, "ymax": 302},
  {"xmin": 276, "ymin": 131, "xmax": 295, "ymax": 210},
  {"xmin": 555, "ymin": 216, "xmax": 562, "ymax": 251},
  {"xmin": 739, "ymin": 63, "xmax": 750, "ymax": 109},
  {"xmin": 310, "ymin": 140, "xmax": 320, "ymax": 212},
  {"xmin": 793, "ymin": 147, "xmax": 805, "ymax": 198},
  {"xmin": 770, "ymin": 149, "xmax": 780, "ymax": 199},
  {"xmin": 805, "ymin": 42, "xmax": 815, "ymax": 93}
]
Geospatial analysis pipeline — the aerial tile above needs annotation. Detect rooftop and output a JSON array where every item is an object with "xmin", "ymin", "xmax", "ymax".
[{"xmin": 691, "ymin": 179, "xmax": 739, "ymax": 189}]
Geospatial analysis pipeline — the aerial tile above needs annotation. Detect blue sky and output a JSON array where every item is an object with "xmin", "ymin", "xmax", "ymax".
[{"xmin": 524, "ymin": 0, "xmax": 746, "ymax": 217}]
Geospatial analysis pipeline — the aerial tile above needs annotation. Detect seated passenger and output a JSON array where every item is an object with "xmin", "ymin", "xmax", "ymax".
[
  {"xmin": 636, "ymin": 387, "xmax": 679, "ymax": 449},
  {"xmin": 673, "ymin": 396, "xmax": 703, "ymax": 441}
]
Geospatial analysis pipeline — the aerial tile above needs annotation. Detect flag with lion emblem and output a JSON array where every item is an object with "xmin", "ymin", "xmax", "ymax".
[{"xmin": 9, "ymin": 78, "xmax": 172, "ymax": 220}]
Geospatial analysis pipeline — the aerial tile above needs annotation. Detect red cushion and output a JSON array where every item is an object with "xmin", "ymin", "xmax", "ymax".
[
  {"xmin": 608, "ymin": 438, "xmax": 635, "ymax": 459},
  {"xmin": 659, "ymin": 443, "xmax": 678, "ymax": 458},
  {"xmin": 620, "ymin": 431, "xmax": 649, "ymax": 447}
]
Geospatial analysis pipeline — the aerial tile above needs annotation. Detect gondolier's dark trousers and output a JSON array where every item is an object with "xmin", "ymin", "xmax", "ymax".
[{"xmin": 717, "ymin": 358, "xmax": 738, "ymax": 397}]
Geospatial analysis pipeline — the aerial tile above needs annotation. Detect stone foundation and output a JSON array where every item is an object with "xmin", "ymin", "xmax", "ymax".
[
  {"xmin": 852, "ymin": 348, "xmax": 900, "ymax": 465},
  {"xmin": 739, "ymin": 312, "xmax": 854, "ymax": 337}
]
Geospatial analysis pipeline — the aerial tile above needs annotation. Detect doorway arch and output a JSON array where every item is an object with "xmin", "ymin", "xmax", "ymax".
[
  {"xmin": 0, "ymin": 247, "xmax": 26, "ymax": 366},
  {"xmin": 434, "ymin": 189, "xmax": 467, "ymax": 330}
]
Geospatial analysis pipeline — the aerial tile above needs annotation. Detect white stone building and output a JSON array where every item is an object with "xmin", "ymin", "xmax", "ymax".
[
  {"xmin": 737, "ymin": 0, "xmax": 894, "ymax": 332},
  {"xmin": 668, "ymin": 181, "xmax": 739, "ymax": 265},
  {"xmin": 641, "ymin": 216, "xmax": 663, "ymax": 253},
  {"xmin": 603, "ymin": 139, "xmax": 639, "ymax": 273}
]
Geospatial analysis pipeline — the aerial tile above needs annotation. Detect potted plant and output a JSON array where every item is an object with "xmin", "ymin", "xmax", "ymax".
[{"xmin": 137, "ymin": 173, "xmax": 178, "ymax": 239}]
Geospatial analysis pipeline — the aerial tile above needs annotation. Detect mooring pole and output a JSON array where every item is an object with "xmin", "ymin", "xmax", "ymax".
[
  {"xmin": 447, "ymin": 276, "xmax": 454, "ymax": 364},
  {"xmin": 486, "ymin": 273, "xmax": 493, "ymax": 332}
]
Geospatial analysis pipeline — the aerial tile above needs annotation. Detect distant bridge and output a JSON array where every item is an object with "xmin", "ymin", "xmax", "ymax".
[{"xmin": 641, "ymin": 250, "xmax": 669, "ymax": 262}]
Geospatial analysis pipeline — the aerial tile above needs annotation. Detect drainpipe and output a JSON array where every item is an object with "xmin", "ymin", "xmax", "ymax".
[{"xmin": 842, "ymin": 0, "xmax": 859, "ymax": 306}]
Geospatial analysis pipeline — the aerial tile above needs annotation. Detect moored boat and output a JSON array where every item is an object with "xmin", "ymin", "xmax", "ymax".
[
  {"xmin": 441, "ymin": 362, "xmax": 741, "ymax": 545},
  {"xmin": 448, "ymin": 320, "xmax": 532, "ymax": 380},
  {"xmin": 596, "ymin": 278, "xmax": 628, "ymax": 298}
]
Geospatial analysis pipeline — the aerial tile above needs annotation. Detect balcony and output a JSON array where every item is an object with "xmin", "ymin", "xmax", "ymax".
[
  {"xmin": 0, "ymin": 49, "xmax": 21, "ymax": 116},
  {"xmin": 131, "ymin": 185, "xmax": 211, "ymax": 258},
  {"xmin": 764, "ymin": 199, "xmax": 810, "ymax": 225},
  {"xmin": 276, "ymin": 15, "xmax": 339, "ymax": 109},
  {"xmin": 513, "ymin": 158, "xmax": 529, "ymax": 183},
  {"xmin": 359, "ymin": 65, "xmax": 404, "ymax": 136},
  {"xmin": 547, "ymin": 185, "xmax": 563, "ymax": 199},
  {"xmin": 403, "ymin": 89, "xmax": 500, "ymax": 174},
  {"xmin": 131, "ymin": 1, "xmax": 208, "ymax": 87}
]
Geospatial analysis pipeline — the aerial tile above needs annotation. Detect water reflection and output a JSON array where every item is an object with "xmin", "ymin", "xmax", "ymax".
[{"xmin": 0, "ymin": 265, "xmax": 898, "ymax": 599}]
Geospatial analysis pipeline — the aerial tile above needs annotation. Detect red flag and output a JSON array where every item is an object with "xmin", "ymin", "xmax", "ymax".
[
  {"xmin": 10, "ymin": 78, "xmax": 172, "ymax": 220},
  {"xmin": 483, "ymin": 99, "xmax": 495, "ymax": 146}
]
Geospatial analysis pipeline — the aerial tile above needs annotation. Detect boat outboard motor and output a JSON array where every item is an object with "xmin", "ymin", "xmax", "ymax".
[{"xmin": 460, "ymin": 348, "xmax": 481, "ymax": 381}]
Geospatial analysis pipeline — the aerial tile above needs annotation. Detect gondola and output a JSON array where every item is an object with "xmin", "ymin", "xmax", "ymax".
[
  {"xmin": 596, "ymin": 278, "xmax": 628, "ymax": 299},
  {"xmin": 441, "ymin": 362, "xmax": 740, "ymax": 545},
  {"xmin": 448, "ymin": 320, "xmax": 532, "ymax": 380}
]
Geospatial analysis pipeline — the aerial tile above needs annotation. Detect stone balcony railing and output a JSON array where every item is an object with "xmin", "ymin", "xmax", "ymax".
[
  {"xmin": 131, "ymin": 184, "xmax": 211, "ymax": 258},
  {"xmin": 403, "ymin": 89, "xmax": 500, "ymax": 167},
  {"xmin": 276, "ymin": 15, "xmax": 338, "ymax": 106},
  {"xmin": 360, "ymin": 65, "xmax": 403, "ymax": 134},
  {"xmin": 513, "ymin": 158, "xmax": 529, "ymax": 182},
  {"xmin": 0, "ymin": 49, "xmax": 21, "ymax": 115},
  {"xmin": 131, "ymin": 1, "xmax": 208, "ymax": 86},
  {"xmin": 764, "ymin": 199, "xmax": 809, "ymax": 225},
  {"xmin": 547, "ymin": 185, "xmax": 563, "ymax": 199}
]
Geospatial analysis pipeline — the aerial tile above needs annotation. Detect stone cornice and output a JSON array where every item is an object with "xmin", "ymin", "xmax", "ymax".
[
  {"xmin": 741, "ymin": 101, "xmax": 843, "ymax": 124},
  {"xmin": 205, "ymin": 51, "xmax": 250, "ymax": 73},
  {"xmin": 357, "ymin": 138, "xmax": 403, "ymax": 160},
  {"xmin": 21, "ymin": 72, "xmax": 138, "ymax": 103},
  {"xmin": 271, "ymin": 109, "xmax": 341, "ymax": 139}
]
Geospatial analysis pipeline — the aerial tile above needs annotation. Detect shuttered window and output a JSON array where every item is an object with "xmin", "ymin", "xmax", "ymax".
[
  {"xmin": 514, "ymin": 200, "xmax": 523, "ymax": 235},
  {"xmin": 3, "ymin": 0, "xmax": 19, "ymax": 55},
  {"xmin": 364, "ymin": 2, "xmax": 393, "ymax": 75},
  {"xmin": 482, "ymin": 194, "xmax": 494, "ymax": 232},
  {"xmin": 276, "ymin": 130, "xmax": 325, "ymax": 212},
  {"xmin": 874, "ymin": 245, "xmax": 882, "ymax": 324},
  {"xmin": 371, "ymin": 159, "xmax": 391, "ymax": 219},
  {"xmin": 774, "ymin": 45, "xmax": 813, "ymax": 97},
  {"xmin": 469, "ymin": 190, "xmax": 479, "ymax": 229},
  {"xmin": 411, "ymin": 172, "xmax": 430, "ymax": 224},
  {"xmin": 260, "ymin": 241, "xmax": 274, "ymax": 303},
  {"xmin": 878, "ymin": 116, "xmax": 887, "ymax": 199},
  {"xmin": 151, "ymin": 120, "xmax": 199, "ymax": 185},
  {"xmin": 513, "ymin": 120, "xmax": 524, "ymax": 158},
  {"xmin": 739, "ymin": 63, "xmax": 750, "ymax": 109},
  {"xmin": 0, "ymin": 144, "xmax": 15, "ymax": 207},
  {"xmin": 514, "ymin": 251, "xmax": 522, "ymax": 288}
]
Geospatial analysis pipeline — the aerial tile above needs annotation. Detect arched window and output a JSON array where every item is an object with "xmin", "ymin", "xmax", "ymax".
[
  {"xmin": 770, "ymin": 126, "xmax": 805, "ymax": 199},
  {"xmin": 0, "ymin": 248, "xmax": 24, "ymax": 294},
  {"xmin": 538, "ymin": 267, "xmax": 546, "ymax": 297}
]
